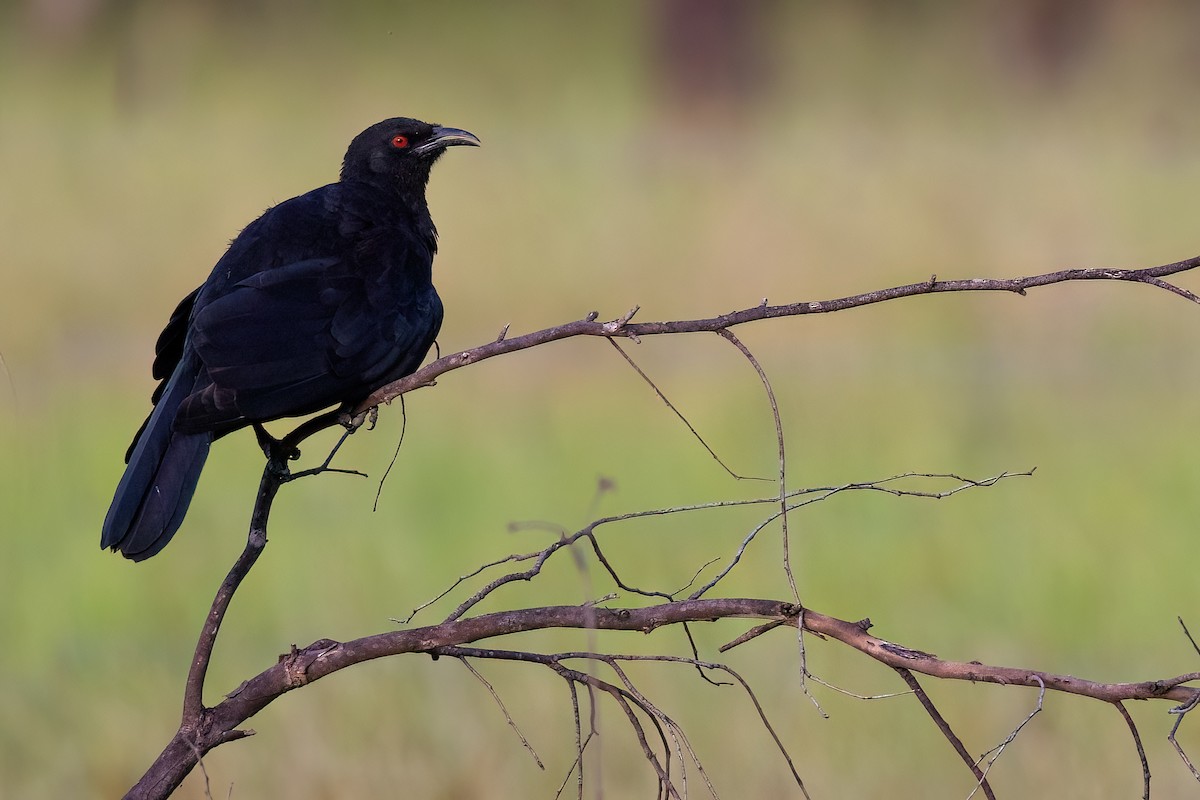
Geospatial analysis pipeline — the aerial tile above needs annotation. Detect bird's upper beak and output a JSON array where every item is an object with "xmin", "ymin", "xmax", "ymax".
[{"xmin": 414, "ymin": 126, "xmax": 481, "ymax": 155}]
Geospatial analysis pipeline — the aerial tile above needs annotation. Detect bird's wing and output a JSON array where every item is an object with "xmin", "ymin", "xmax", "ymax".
[
  {"xmin": 122, "ymin": 286, "xmax": 202, "ymax": 462},
  {"xmin": 174, "ymin": 252, "xmax": 442, "ymax": 434},
  {"xmin": 153, "ymin": 286, "xmax": 200, "ymax": 384}
]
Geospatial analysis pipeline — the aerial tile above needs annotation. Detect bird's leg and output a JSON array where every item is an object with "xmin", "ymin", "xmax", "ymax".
[{"xmin": 252, "ymin": 422, "xmax": 277, "ymax": 458}]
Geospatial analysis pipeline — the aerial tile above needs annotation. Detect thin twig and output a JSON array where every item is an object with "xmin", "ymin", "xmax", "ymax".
[
  {"xmin": 969, "ymin": 675, "xmax": 1045, "ymax": 799},
  {"xmin": 672, "ymin": 557, "xmax": 721, "ymax": 597},
  {"xmin": 895, "ymin": 667, "xmax": 995, "ymax": 800},
  {"xmin": 716, "ymin": 328, "xmax": 797, "ymax": 603},
  {"xmin": 395, "ymin": 550, "xmax": 546, "ymax": 624},
  {"xmin": 681, "ymin": 622, "xmax": 732, "ymax": 687},
  {"xmin": 794, "ymin": 611, "xmax": 829, "ymax": 719},
  {"xmin": 1168, "ymin": 693, "xmax": 1200, "ymax": 783},
  {"xmin": 802, "ymin": 672, "xmax": 911, "ymax": 702},
  {"xmin": 373, "ymin": 396, "xmax": 406, "ymax": 511},
  {"xmin": 1179, "ymin": 616, "xmax": 1200, "ymax": 659},
  {"xmin": 457, "ymin": 657, "xmax": 544, "ymax": 768},
  {"xmin": 607, "ymin": 338, "xmax": 767, "ymax": 482},
  {"xmin": 1113, "ymin": 701, "xmax": 1150, "ymax": 800},
  {"xmin": 583, "ymin": 532, "xmax": 675, "ymax": 602},
  {"xmin": 552, "ymin": 681, "xmax": 586, "ymax": 800},
  {"xmin": 181, "ymin": 736, "xmax": 213, "ymax": 800},
  {"xmin": 278, "ymin": 410, "xmax": 369, "ymax": 482},
  {"xmin": 720, "ymin": 619, "xmax": 788, "ymax": 652},
  {"xmin": 450, "ymin": 470, "xmax": 1032, "ymax": 624}
]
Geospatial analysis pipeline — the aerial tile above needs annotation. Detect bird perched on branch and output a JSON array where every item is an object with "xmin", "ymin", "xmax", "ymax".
[{"xmin": 102, "ymin": 118, "xmax": 480, "ymax": 561}]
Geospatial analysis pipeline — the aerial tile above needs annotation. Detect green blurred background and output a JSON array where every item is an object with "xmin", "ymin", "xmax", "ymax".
[{"xmin": 4, "ymin": 0, "xmax": 1200, "ymax": 796}]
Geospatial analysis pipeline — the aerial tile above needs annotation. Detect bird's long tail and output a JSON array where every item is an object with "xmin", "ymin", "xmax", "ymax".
[{"xmin": 101, "ymin": 366, "xmax": 211, "ymax": 561}]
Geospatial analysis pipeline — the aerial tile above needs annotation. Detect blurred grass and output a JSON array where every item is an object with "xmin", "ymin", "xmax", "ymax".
[{"xmin": 4, "ymin": 1, "xmax": 1200, "ymax": 797}]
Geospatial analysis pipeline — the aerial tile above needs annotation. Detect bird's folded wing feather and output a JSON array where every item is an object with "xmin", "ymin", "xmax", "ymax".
[{"xmin": 174, "ymin": 254, "xmax": 441, "ymax": 433}]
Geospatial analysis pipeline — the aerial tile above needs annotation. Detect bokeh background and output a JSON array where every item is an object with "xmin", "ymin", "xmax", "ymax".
[{"xmin": 5, "ymin": 0, "xmax": 1200, "ymax": 796}]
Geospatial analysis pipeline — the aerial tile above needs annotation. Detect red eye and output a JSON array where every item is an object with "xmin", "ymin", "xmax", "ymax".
[{"xmin": 391, "ymin": 135, "xmax": 409, "ymax": 149}]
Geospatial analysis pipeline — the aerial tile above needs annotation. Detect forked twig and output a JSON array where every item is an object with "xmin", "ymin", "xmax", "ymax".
[
  {"xmin": 405, "ymin": 471, "xmax": 1027, "ymax": 625},
  {"xmin": 969, "ymin": 675, "xmax": 1045, "ymax": 799},
  {"xmin": 395, "ymin": 549, "xmax": 547, "ymax": 624},
  {"xmin": 1168, "ymin": 693, "xmax": 1200, "ymax": 783},
  {"xmin": 435, "ymin": 646, "xmax": 809, "ymax": 799}
]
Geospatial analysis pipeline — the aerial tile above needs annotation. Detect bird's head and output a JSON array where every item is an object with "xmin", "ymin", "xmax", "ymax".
[{"xmin": 340, "ymin": 117, "xmax": 480, "ymax": 193}]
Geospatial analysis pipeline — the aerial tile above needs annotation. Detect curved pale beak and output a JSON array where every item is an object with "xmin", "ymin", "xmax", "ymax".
[{"xmin": 415, "ymin": 126, "xmax": 481, "ymax": 154}]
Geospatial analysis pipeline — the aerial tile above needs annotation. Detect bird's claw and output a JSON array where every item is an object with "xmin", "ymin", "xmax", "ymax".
[{"xmin": 338, "ymin": 406, "xmax": 377, "ymax": 432}]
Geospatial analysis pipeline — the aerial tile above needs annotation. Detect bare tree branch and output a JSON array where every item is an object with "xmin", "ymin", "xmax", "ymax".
[
  {"xmin": 121, "ymin": 257, "xmax": 1200, "ymax": 798},
  {"xmin": 128, "ymin": 594, "xmax": 1200, "ymax": 797},
  {"xmin": 356, "ymin": 257, "xmax": 1200, "ymax": 413}
]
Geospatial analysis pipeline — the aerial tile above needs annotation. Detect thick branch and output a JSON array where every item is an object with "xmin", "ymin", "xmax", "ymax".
[
  {"xmin": 128, "ymin": 598, "xmax": 1200, "ymax": 798},
  {"xmin": 801, "ymin": 608, "xmax": 1200, "ymax": 703}
]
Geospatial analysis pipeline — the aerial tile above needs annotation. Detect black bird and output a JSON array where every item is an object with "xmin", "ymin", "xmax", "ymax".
[{"xmin": 102, "ymin": 118, "xmax": 479, "ymax": 561}]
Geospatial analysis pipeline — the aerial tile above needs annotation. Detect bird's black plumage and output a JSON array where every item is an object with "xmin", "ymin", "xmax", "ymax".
[{"xmin": 102, "ymin": 118, "xmax": 479, "ymax": 561}]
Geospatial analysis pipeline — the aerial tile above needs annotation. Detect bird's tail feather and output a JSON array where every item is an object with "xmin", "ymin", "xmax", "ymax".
[{"xmin": 102, "ymin": 367, "xmax": 211, "ymax": 561}]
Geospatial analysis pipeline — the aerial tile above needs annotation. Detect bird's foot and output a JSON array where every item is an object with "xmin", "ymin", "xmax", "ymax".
[{"xmin": 338, "ymin": 406, "xmax": 378, "ymax": 433}]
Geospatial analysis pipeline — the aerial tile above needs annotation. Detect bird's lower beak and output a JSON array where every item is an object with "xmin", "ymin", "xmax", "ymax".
[{"xmin": 415, "ymin": 126, "xmax": 481, "ymax": 154}]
